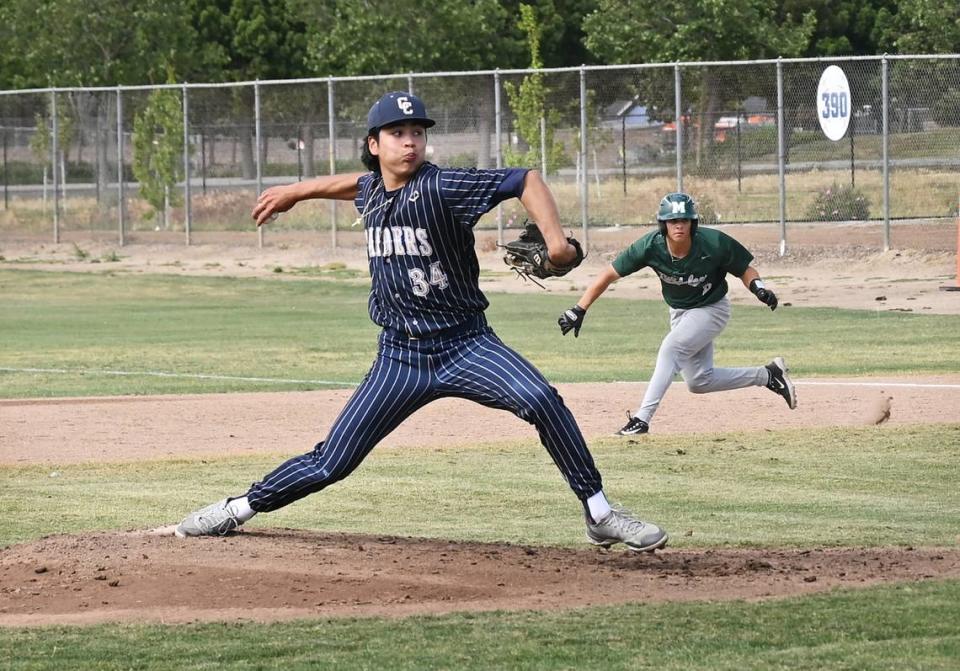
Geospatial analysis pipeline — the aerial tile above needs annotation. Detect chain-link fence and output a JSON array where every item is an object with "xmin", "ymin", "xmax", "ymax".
[{"xmin": 1, "ymin": 55, "xmax": 958, "ymax": 253}]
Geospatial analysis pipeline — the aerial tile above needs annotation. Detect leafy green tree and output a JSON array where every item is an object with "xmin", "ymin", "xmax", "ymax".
[
  {"xmin": 0, "ymin": 0, "xmax": 198, "ymax": 206},
  {"xmin": 890, "ymin": 1, "xmax": 960, "ymax": 53},
  {"xmin": 29, "ymin": 108, "xmax": 75, "ymax": 196},
  {"xmin": 187, "ymin": 0, "xmax": 310, "ymax": 82},
  {"xmin": 503, "ymin": 5, "xmax": 566, "ymax": 171},
  {"xmin": 499, "ymin": 0, "xmax": 600, "ymax": 67},
  {"xmin": 297, "ymin": 0, "xmax": 528, "ymax": 168},
  {"xmin": 879, "ymin": 3, "xmax": 960, "ymax": 133},
  {"xmin": 186, "ymin": 0, "xmax": 311, "ymax": 179},
  {"xmin": 583, "ymin": 0, "xmax": 816, "ymax": 166},
  {"xmin": 0, "ymin": 0, "xmax": 195, "ymax": 88},
  {"xmin": 30, "ymin": 111, "xmax": 75, "ymax": 168},
  {"xmin": 583, "ymin": 0, "xmax": 815, "ymax": 66},
  {"xmin": 132, "ymin": 79, "xmax": 184, "ymax": 224},
  {"xmin": 778, "ymin": 0, "xmax": 900, "ymax": 56},
  {"xmin": 300, "ymin": 0, "xmax": 522, "ymax": 75}
]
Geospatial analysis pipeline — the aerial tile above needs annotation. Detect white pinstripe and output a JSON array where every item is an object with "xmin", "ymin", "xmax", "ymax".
[
  {"xmin": 245, "ymin": 321, "xmax": 603, "ymax": 512},
  {"xmin": 241, "ymin": 161, "xmax": 601, "ymax": 516}
]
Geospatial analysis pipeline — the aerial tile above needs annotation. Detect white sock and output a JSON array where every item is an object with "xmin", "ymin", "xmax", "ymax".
[
  {"xmin": 226, "ymin": 496, "xmax": 257, "ymax": 523},
  {"xmin": 587, "ymin": 491, "xmax": 612, "ymax": 523}
]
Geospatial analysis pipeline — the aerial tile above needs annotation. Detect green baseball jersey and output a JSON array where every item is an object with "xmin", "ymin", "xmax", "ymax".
[{"xmin": 611, "ymin": 228, "xmax": 753, "ymax": 309}]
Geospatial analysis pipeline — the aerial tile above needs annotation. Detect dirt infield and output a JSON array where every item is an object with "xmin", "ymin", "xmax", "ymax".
[
  {"xmin": 1, "ymin": 229, "xmax": 958, "ymax": 626},
  {"xmin": 2, "ymin": 377, "xmax": 959, "ymax": 626},
  {"xmin": 2, "ymin": 378, "xmax": 959, "ymax": 465}
]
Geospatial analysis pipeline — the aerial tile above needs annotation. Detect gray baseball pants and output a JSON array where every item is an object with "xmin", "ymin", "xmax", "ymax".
[{"xmin": 635, "ymin": 296, "xmax": 768, "ymax": 423}]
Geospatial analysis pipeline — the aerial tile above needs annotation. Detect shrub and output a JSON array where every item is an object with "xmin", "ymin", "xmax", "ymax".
[{"xmin": 803, "ymin": 183, "xmax": 871, "ymax": 222}]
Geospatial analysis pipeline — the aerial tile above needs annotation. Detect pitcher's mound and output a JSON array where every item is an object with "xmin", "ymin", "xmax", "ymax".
[{"xmin": 2, "ymin": 529, "xmax": 958, "ymax": 626}]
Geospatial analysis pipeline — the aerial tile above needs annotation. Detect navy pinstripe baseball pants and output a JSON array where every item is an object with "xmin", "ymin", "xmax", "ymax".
[{"xmin": 245, "ymin": 315, "xmax": 603, "ymax": 512}]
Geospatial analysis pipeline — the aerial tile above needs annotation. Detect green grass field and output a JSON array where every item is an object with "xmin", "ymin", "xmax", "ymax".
[
  {"xmin": 1, "ymin": 268, "xmax": 958, "ymax": 670},
  {"xmin": 2, "ymin": 269, "xmax": 958, "ymax": 397}
]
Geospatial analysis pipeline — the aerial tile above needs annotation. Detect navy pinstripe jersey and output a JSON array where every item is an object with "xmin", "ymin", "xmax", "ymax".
[{"xmin": 355, "ymin": 162, "xmax": 523, "ymax": 337}]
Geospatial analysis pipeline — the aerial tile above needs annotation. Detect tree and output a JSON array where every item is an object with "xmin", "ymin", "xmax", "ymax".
[
  {"xmin": 0, "ymin": 0, "xmax": 196, "ymax": 88},
  {"xmin": 300, "ymin": 0, "xmax": 523, "ymax": 76},
  {"xmin": 891, "ymin": 1, "xmax": 960, "ymax": 53},
  {"xmin": 0, "ymin": 0, "xmax": 199, "ymax": 208},
  {"xmin": 504, "ymin": 4, "xmax": 547, "ymax": 167},
  {"xmin": 132, "ymin": 77, "xmax": 184, "ymax": 226},
  {"xmin": 185, "ymin": 0, "xmax": 311, "ymax": 179},
  {"xmin": 583, "ymin": 0, "xmax": 815, "ymax": 66},
  {"xmin": 499, "ymin": 0, "xmax": 601, "ymax": 67},
  {"xmin": 29, "ymin": 108, "xmax": 76, "ymax": 201},
  {"xmin": 778, "ymin": 0, "xmax": 900, "ymax": 56},
  {"xmin": 297, "ymin": 0, "xmax": 528, "ymax": 168},
  {"xmin": 583, "ymin": 0, "xmax": 816, "ymax": 166}
]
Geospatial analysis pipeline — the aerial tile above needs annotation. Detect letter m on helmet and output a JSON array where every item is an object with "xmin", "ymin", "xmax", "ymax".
[{"xmin": 657, "ymin": 192, "xmax": 698, "ymax": 223}]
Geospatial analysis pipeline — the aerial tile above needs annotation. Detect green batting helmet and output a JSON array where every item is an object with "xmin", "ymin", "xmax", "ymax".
[{"xmin": 657, "ymin": 192, "xmax": 698, "ymax": 236}]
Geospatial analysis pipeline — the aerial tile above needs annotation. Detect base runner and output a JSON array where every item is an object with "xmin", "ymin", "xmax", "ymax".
[{"xmin": 558, "ymin": 192, "xmax": 797, "ymax": 436}]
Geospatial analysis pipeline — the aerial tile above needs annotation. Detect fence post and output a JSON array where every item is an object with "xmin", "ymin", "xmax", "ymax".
[
  {"xmin": 882, "ymin": 55, "xmax": 890, "ymax": 252},
  {"xmin": 51, "ymin": 90, "xmax": 59, "ymax": 244},
  {"xmin": 327, "ymin": 78, "xmax": 337, "ymax": 250},
  {"xmin": 494, "ymin": 70, "xmax": 503, "ymax": 245},
  {"xmin": 116, "ymin": 87, "xmax": 125, "ymax": 246},
  {"xmin": 254, "ymin": 80, "xmax": 263, "ymax": 248},
  {"xmin": 942, "ymin": 194, "xmax": 960, "ymax": 291},
  {"xmin": 776, "ymin": 58, "xmax": 786, "ymax": 256},
  {"xmin": 540, "ymin": 116, "xmax": 547, "ymax": 180},
  {"xmin": 3, "ymin": 127, "xmax": 8, "ymax": 210},
  {"xmin": 674, "ymin": 63, "xmax": 682, "ymax": 192},
  {"xmin": 579, "ymin": 65, "xmax": 588, "ymax": 247},
  {"xmin": 182, "ymin": 85, "xmax": 192, "ymax": 246}
]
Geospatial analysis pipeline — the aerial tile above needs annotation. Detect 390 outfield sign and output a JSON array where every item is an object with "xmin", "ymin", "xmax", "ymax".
[{"xmin": 817, "ymin": 65, "xmax": 851, "ymax": 141}]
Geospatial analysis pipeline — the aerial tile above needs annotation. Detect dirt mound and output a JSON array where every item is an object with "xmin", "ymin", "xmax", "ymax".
[{"xmin": 2, "ymin": 529, "xmax": 958, "ymax": 626}]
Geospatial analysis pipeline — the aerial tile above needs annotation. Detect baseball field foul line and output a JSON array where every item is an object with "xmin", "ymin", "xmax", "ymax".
[
  {"xmin": 793, "ymin": 380, "xmax": 960, "ymax": 389},
  {"xmin": 0, "ymin": 367, "xmax": 354, "ymax": 387},
  {"xmin": 2, "ymin": 367, "xmax": 959, "ymax": 390}
]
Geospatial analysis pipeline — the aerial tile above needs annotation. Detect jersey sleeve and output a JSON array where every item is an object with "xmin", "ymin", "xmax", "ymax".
[
  {"xmin": 439, "ymin": 168, "xmax": 527, "ymax": 227},
  {"xmin": 717, "ymin": 231, "xmax": 754, "ymax": 277},
  {"xmin": 611, "ymin": 234, "xmax": 653, "ymax": 277},
  {"xmin": 354, "ymin": 172, "xmax": 374, "ymax": 212}
]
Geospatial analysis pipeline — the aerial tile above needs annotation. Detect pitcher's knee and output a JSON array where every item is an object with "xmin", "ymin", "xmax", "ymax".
[{"xmin": 513, "ymin": 384, "xmax": 562, "ymax": 422}]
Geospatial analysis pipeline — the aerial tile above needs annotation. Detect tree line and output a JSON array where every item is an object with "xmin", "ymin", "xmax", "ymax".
[{"xmin": 0, "ymin": 0, "xmax": 956, "ymax": 90}]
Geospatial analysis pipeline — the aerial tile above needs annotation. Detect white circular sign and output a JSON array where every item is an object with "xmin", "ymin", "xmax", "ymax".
[{"xmin": 816, "ymin": 65, "xmax": 851, "ymax": 141}]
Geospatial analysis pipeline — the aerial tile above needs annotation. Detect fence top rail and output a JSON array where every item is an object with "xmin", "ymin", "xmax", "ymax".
[{"xmin": 0, "ymin": 53, "xmax": 957, "ymax": 97}]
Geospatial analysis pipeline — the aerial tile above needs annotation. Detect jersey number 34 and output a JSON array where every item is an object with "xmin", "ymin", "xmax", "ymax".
[{"xmin": 409, "ymin": 262, "xmax": 449, "ymax": 297}]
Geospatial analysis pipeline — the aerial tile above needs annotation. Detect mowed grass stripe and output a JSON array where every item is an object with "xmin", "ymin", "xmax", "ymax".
[
  {"xmin": 1, "ymin": 269, "xmax": 959, "ymax": 398},
  {"xmin": 2, "ymin": 425, "xmax": 957, "ymax": 549},
  {"xmin": 2, "ymin": 581, "xmax": 959, "ymax": 671}
]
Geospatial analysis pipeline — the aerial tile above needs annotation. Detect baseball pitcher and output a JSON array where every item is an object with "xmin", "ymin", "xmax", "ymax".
[{"xmin": 175, "ymin": 91, "xmax": 668, "ymax": 553}]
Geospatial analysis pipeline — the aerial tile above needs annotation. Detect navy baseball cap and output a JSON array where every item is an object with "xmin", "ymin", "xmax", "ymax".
[{"xmin": 367, "ymin": 91, "xmax": 435, "ymax": 135}]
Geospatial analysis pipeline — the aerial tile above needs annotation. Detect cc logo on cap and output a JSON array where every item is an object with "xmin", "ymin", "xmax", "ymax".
[{"xmin": 397, "ymin": 96, "xmax": 413, "ymax": 115}]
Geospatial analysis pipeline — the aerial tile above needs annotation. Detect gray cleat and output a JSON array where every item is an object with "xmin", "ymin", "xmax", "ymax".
[
  {"xmin": 586, "ymin": 507, "xmax": 668, "ymax": 552},
  {"xmin": 175, "ymin": 498, "xmax": 242, "ymax": 538}
]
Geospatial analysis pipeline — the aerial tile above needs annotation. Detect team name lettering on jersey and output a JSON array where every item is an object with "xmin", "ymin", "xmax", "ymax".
[
  {"xmin": 654, "ymin": 269, "xmax": 708, "ymax": 287},
  {"xmin": 366, "ymin": 226, "xmax": 433, "ymax": 258}
]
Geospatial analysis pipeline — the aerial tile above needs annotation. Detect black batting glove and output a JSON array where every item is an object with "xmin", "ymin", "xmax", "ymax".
[
  {"xmin": 558, "ymin": 305, "xmax": 587, "ymax": 337},
  {"xmin": 749, "ymin": 279, "xmax": 778, "ymax": 311}
]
